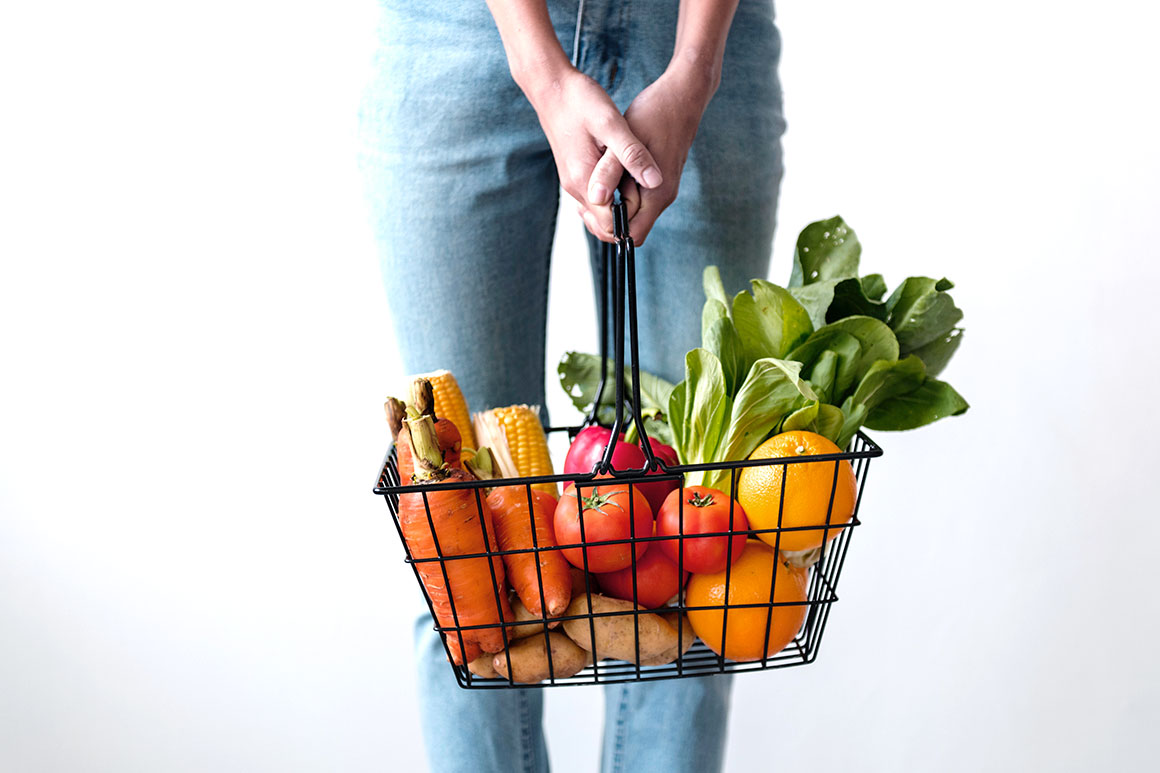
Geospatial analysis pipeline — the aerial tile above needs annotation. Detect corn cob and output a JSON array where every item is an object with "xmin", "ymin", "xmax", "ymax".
[
  {"xmin": 473, "ymin": 405, "xmax": 557, "ymax": 496},
  {"xmin": 411, "ymin": 369, "xmax": 475, "ymax": 460}
]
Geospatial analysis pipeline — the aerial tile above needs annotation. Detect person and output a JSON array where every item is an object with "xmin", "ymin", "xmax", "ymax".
[{"xmin": 358, "ymin": 0, "xmax": 785, "ymax": 770}]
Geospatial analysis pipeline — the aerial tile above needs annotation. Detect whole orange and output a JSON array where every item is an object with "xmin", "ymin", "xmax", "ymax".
[
  {"xmin": 736, "ymin": 431, "xmax": 857, "ymax": 553},
  {"xmin": 686, "ymin": 540, "xmax": 809, "ymax": 661}
]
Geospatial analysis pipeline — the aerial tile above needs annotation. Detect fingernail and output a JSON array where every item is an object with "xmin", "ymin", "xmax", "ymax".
[
  {"xmin": 589, "ymin": 184, "xmax": 609, "ymax": 204},
  {"xmin": 641, "ymin": 167, "xmax": 663, "ymax": 188}
]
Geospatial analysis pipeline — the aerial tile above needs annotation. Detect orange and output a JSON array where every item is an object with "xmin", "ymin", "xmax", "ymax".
[
  {"xmin": 736, "ymin": 430, "xmax": 857, "ymax": 554},
  {"xmin": 686, "ymin": 540, "xmax": 809, "ymax": 661}
]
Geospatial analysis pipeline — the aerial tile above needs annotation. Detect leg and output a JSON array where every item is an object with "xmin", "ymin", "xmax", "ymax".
[
  {"xmin": 414, "ymin": 614, "xmax": 550, "ymax": 773},
  {"xmin": 600, "ymin": 675, "xmax": 734, "ymax": 773},
  {"xmin": 358, "ymin": 1, "xmax": 578, "ymax": 412}
]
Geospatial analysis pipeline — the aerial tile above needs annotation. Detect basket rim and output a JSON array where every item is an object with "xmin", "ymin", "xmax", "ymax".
[{"xmin": 373, "ymin": 427, "xmax": 882, "ymax": 495}]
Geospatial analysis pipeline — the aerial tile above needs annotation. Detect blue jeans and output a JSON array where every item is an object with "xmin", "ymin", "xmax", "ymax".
[{"xmin": 360, "ymin": 1, "xmax": 784, "ymax": 770}]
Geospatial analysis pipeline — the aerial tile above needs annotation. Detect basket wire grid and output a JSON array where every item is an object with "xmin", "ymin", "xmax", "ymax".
[{"xmin": 374, "ymin": 199, "xmax": 883, "ymax": 688}]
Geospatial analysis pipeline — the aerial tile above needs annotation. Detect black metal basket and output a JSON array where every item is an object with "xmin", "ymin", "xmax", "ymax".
[{"xmin": 374, "ymin": 201, "xmax": 883, "ymax": 688}]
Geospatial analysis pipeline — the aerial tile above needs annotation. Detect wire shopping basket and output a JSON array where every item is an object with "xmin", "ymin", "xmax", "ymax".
[{"xmin": 374, "ymin": 201, "xmax": 882, "ymax": 688}]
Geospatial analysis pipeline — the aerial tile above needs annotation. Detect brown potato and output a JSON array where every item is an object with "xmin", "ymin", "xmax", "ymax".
[
  {"xmin": 505, "ymin": 595, "xmax": 560, "ymax": 642},
  {"xmin": 467, "ymin": 653, "xmax": 498, "ymax": 679},
  {"xmin": 492, "ymin": 632, "xmax": 590, "ymax": 683},
  {"xmin": 638, "ymin": 613, "xmax": 697, "ymax": 666},
  {"xmin": 561, "ymin": 593, "xmax": 678, "ymax": 664}
]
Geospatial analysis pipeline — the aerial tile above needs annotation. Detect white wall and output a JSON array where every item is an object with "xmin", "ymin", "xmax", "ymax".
[{"xmin": 2, "ymin": 1, "xmax": 1158, "ymax": 771}]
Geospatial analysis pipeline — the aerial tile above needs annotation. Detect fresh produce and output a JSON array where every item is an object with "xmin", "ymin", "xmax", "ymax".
[
  {"xmin": 563, "ymin": 426, "xmax": 676, "ymax": 512},
  {"xmin": 563, "ymin": 425, "xmax": 645, "ymax": 475},
  {"xmin": 596, "ymin": 535, "xmax": 687, "ymax": 608},
  {"xmin": 474, "ymin": 404, "xmax": 558, "ymax": 496},
  {"xmin": 554, "ymin": 478, "xmax": 653, "ymax": 573},
  {"xmin": 468, "ymin": 653, "xmax": 499, "ymax": 679},
  {"xmin": 561, "ymin": 593, "xmax": 686, "ymax": 665},
  {"xmin": 639, "ymin": 612, "xmax": 696, "ymax": 666},
  {"xmin": 384, "ymin": 380, "xmax": 464, "ymax": 483},
  {"xmin": 686, "ymin": 540, "xmax": 809, "ymax": 662},
  {"xmin": 412, "ymin": 368, "xmax": 476, "ymax": 459},
  {"xmin": 396, "ymin": 413, "xmax": 512, "ymax": 664},
  {"xmin": 483, "ymin": 478, "xmax": 572, "ymax": 618},
  {"xmin": 655, "ymin": 486, "xmax": 749, "ymax": 574},
  {"xmin": 557, "ymin": 353, "xmax": 676, "ymax": 446},
  {"xmin": 737, "ymin": 430, "xmax": 857, "ymax": 555},
  {"xmin": 504, "ymin": 595, "xmax": 562, "ymax": 640},
  {"xmin": 492, "ymin": 632, "xmax": 591, "ymax": 683}
]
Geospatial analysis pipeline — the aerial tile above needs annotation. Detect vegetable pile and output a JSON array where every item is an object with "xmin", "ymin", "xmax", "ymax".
[{"xmin": 384, "ymin": 216, "xmax": 970, "ymax": 682}]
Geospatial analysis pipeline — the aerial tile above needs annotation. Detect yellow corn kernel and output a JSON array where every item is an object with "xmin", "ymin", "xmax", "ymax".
[
  {"xmin": 413, "ymin": 369, "xmax": 475, "ymax": 458},
  {"xmin": 474, "ymin": 405, "xmax": 557, "ymax": 496}
]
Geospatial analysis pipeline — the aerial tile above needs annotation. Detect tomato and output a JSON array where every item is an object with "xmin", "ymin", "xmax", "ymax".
[
  {"xmin": 596, "ymin": 536, "xmax": 688, "ymax": 608},
  {"xmin": 637, "ymin": 438, "xmax": 680, "ymax": 514},
  {"xmin": 656, "ymin": 486, "xmax": 749, "ymax": 574},
  {"xmin": 553, "ymin": 477, "xmax": 653, "ymax": 573}
]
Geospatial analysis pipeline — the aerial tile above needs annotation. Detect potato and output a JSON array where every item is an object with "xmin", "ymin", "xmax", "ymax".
[
  {"xmin": 492, "ymin": 632, "xmax": 590, "ymax": 683},
  {"xmin": 638, "ymin": 613, "xmax": 696, "ymax": 666},
  {"xmin": 505, "ymin": 595, "xmax": 560, "ymax": 642},
  {"xmin": 467, "ymin": 653, "xmax": 499, "ymax": 679},
  {"xmin": 561, "ymin": 593, "xmax": 679, "ymax": 664}
]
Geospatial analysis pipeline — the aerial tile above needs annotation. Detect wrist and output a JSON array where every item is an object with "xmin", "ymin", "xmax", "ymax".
[
  {"xmin": 509, "ymin": 46, "xmax": 576, "ymax": 108},
  {"xmin": 666, "ymin": 47, "xmax": 723, "ymax": 108}
]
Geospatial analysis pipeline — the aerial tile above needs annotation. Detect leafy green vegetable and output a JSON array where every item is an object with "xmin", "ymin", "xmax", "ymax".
[
  {"xmin": 703, "ymin": 316, "xmax": 745, "ymax": 397},
  {"xmin": 668, "ymin": 349, "xmax": 730, "ymax": 482},
  {"xmin": 864, "ymin": 378, "xmax": 969, "ymax": 431},
  {"xmin": 702, "ymin": 266, "xmax": 731, "ymax": 313},
  {"xmin": 789, "ymin": 216, "xmax": 861, "ymax": 287},
  {"xmin": 827, "ymin": 277, "xmax": 889, "ymax": 322},
  {"xmin": 861, "ymin": 273, "xmax": 887, "ymax": 301},
  {"xmin": 788, "ymin": 316, "xmax": 900, "ymax": 404},
  {"xmin": 731, "ymin": 280, "xmax": 813, "ymax": 367},
  {"xmin": 908, "ymin": 328, "xmax": 963, "ymax": 378},
  {"xmin": 835, "ymin": 356, "xmax": 927, "ymax": 448},
  {"xmin": 885, "ymin": 277, "xmax": 964, "ymax": 354},
  {"xmin": 558, "ymin": 351, "xmax": 675, "ymax": 424}
]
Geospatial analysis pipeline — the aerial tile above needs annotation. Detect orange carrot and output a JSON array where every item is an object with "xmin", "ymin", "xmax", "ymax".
[
  {"xmin": 398, "ymin": 415, "xmax": 512, "ymax": 663},
  {"xmin": 385, "ymin": 380, "xmax": 462, "ymax": 485},
  {"xmin": 486, "ymin": 485, "xmax": 572, "ymax": 617}
]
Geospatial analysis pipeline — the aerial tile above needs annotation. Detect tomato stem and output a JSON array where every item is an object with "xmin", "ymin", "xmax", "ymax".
[{"xmin": 687, "ymin": 491, "xmax": 716, "ymax": 508}]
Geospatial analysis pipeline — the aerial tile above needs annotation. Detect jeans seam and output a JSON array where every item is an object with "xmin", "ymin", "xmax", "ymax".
[
  {"xmin": 519, "ymin": 691, "xmax": 534, "ymax": 773},
  {"xmin": 610, "ymin": 684, "xmax": 630, "ymax": 773}
]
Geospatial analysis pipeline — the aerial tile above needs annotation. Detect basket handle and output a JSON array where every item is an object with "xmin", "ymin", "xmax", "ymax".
[{"xmin": 584, "ymin": 195, "xmax": 664, "ymax": 476}]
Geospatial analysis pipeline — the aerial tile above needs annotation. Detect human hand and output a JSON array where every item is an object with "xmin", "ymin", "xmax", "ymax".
[
  {"xmin": 584, "ymin": 60, "xmax": 718, "ymax": 244},
  {"xmin": 525, "ymin": 68, "xmax": 664, "ymax": 240}
]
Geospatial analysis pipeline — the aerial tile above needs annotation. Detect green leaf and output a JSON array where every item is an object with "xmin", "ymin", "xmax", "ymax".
[
  {"xmin": 706, "ymin": 358, "xmax": 817, "ymax": 489},
  {"xmin": 835, "ymin": 356, "xmax": 927, "ymax": 448},
  {"xmin": 789, "ymin": 216, "xmax": 861, "ymax": 287},
  {"xmin": 669, "ymin": 349, "xmax": 730, "ymax": 486},
  {"xmin": 731, "ymin": 279, "xmax": 814, "ymax": 364},
  {"xmin": 789, "ymin": 282, "xmax": 836, "ymax": 330},
  {"xmin": 787, "ymin": 317, "xmax": 900, "ymax": 404},
  {"xmin": 702, "ymin": 266, "xmax": 731, "ymax": 313},
  {"xmin": 864, "ymin": 378, "xmax": 969, "ymax": 431},
  {"xmin": 808, "ymin": 349, "xmax": 840, "ymax": 404},
  {"xmin": 827, "ymin": 277, "xmax": 888, "ymax": 323},
  {"xmin": 703, "ymin": 316, "xmax": 745, "ymax": 398},
  {"xmin": 557, "ymin": 351, "xmax": 675, "ymax": 422},
  {"xmin": 701, "ymin": 297, "xmax": 729, "ymax": 340},
  {"xmin": 643, "ymin": 416, "xmax": 674, "ymax": 448},
  {"xmin": 781, "ymin": 401, "xmax": 820, "ymax": 433},
  {"xmin": 908, "ymin": 327, "xmax": 963, "ymax": 378},
  {"xmin": 814, "ymin": 404, "xmax": 845, "ymax": 444},
  {"xmin": 862, "ymin": 273, "xmax": 887, "ymax": 301},
  {"xmin": 885, "ymin": 277, "xmax": 964, "ymax": 353}
]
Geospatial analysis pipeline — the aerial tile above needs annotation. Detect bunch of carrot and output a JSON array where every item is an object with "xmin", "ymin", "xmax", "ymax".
[{"xmin": 386, "ymin": 378, "xmax": 572, "ymax": 665}]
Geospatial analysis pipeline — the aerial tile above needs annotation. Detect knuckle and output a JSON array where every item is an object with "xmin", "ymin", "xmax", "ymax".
[{"xmin": 620, "ymin": 142, "xmax": 647, "ymax": 168}]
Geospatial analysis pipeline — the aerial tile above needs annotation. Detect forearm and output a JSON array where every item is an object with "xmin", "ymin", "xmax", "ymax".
[
  {"xmin": 484, "ymin": 0, "xmax": 574, "ymax": 105},
  {"xmin": 671, "ymin": 0, "xmax": 741, "ymax": 100}
]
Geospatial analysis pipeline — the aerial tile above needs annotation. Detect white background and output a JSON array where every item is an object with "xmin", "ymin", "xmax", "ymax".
[{"xmin": 3, "ymin": 1, "xmax": 1159, "ymax": 771}]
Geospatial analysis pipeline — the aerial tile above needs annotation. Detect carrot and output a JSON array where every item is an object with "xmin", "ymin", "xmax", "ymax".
[
  {"xmin": 468, "ymin": 449, "xmax": 571, "ymax": 617},
  {"xmin": 385, "ymin": 379, "xmax": 462, "ymax": 484},
  {"xmin": 398, "ymin": 414, "xmax": 512, "ymax": 663}
]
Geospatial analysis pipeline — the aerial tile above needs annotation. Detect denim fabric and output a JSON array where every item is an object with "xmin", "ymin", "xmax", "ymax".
[{"xmin": 360, "ymin": 1, "xmax": 783, "ymax": 770}]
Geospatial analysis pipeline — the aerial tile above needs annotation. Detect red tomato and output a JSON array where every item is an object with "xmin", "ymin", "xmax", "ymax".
[
  {"xmin": 554, "ymin": 477, "xmax": 653, "ymax": 573},
  {"xmin": 596, "ymin": 538, "xmax": 688, "ymax": 608},
  {"xmin": 636, "ymin": 438, "xmax": 680, "ymax": 514},
  {"xmin": 656, "ymin": 486, "xmax": 749, "ymax": 574}
]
